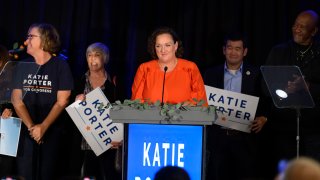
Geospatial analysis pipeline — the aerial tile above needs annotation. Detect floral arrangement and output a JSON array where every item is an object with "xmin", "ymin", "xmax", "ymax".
[{"xmin": 103, "ymin": 99, "xmax": 216, "ymax": 122}]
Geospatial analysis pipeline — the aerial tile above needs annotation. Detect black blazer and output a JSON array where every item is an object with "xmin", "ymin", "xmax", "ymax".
[{"xmin": 203, "ymin": 62, "xmax": 267, "ymax": 117}]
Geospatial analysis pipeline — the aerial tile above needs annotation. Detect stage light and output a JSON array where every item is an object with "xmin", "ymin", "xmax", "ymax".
[{"xmin": 276, "ymin": 89, "xmax": 288, "ymax": 99}]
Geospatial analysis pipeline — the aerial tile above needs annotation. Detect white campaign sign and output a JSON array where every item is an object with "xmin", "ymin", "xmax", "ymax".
[
  {"xmin": 205, "ymin": 85, "xmax": 259, "ymax": 133},
  {"xmin": 66, "ymin": 87, "xmax": 123, "ymax": 156},
  {"xmin": 0, "ymin": 117, "xmax": 21, "ymax": 157}
]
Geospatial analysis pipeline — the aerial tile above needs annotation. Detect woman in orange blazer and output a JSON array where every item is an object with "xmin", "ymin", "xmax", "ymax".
[{"xmin": 131, "ymin": 27, "xmax": 207, "ymax": 105}]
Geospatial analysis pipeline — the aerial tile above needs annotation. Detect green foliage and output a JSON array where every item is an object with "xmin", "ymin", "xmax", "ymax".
[
  {"xmin": 108, "ymin": 99, "xmax": 216, "ymax": 122},
  {"xmin": 121, "ymin": 99, "xmax": 152, "ymax": 110},
  {"xmin": 160, "ymin": 103, "xmax": 183, "ymax": 121},
  {"xmin": 98, "ymin": 102, "xmax": 111, "ymax": 110}
]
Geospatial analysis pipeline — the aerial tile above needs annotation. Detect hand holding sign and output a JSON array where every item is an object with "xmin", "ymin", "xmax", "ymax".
[
  {"xmin": 205, "ymin": 85, "xmax": 259, "ymax": 133},
  {"xmin": 251, "ymin": 116, "xmax": 267, "ymax": 133},
  {"xmin": 66, "ymin": 87, "xmax": 123, "ymax": 156}
]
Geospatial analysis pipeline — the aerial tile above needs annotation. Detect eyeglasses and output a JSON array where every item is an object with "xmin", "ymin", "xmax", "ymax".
[{"xmin": 26, "ymin": 34, "xmax": 40, "ymax": 39}]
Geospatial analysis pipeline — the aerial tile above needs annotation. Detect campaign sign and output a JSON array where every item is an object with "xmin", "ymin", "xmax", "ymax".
[
  {"xmin": 66, "ymin": 87, "xmax": 123, "ymax": 156},
  {"xmin": 205, "ymin": 85, "xmax": 259, "ymax": 132},
  {"xmin": 126, "ymin": 124, "xmax": 203, "ymax": 180},
  {"xmin": 0, "ymin": 117, "xmax": 21, "ymax": 157}
]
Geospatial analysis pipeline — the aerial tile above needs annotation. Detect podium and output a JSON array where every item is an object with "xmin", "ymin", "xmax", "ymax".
[
  {"xmin": 261, "ymin": 66, "xmax": 314, "ymax": 157},
  {"xmin": 110, "ymin": 105, "xmax": 215, "ymax": 180}
]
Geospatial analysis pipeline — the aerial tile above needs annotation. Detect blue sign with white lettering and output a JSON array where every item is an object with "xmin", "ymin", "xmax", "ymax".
[{"xmin": 126, "ymin": 124, "xmax": 203, "ymax": 180}]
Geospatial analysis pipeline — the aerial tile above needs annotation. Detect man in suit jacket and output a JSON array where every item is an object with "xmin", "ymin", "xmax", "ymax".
[{"xmin": 204, "ymin": 32, "xmax": 268, "ymax": 180}]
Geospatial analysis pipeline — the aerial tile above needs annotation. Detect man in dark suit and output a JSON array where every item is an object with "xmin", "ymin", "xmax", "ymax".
[{"xmin": 204, "ymin": 32, "xmax": 268, "ymax": 180}]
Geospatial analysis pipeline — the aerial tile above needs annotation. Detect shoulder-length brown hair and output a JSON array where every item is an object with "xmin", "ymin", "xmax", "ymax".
[
  {"xmin": 147, "ymin": 27, "xmax": 184, "ymax": 59},
  {"xmin": 28, "ymin": 23, "xmax": 61, "ymax": 54}
]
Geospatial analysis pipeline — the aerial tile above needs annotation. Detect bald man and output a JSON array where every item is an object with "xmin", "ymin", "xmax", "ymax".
[{"xmin": 263, "ymin": 9, "xmax": 320, "ymax": 177}]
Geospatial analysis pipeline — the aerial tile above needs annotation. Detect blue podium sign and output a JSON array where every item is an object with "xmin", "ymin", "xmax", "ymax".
[{"xmin": 126, "ymin": 124, "xmax": 204, "ymax": 180}]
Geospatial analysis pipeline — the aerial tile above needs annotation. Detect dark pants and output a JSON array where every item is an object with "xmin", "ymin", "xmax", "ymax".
[
  {"xmin": 16, "ymin": 127, "xmax": 64, "ymax": 180},
  {"xmin": 63, "ymin": 127, "xmax": 122, "ymax": 180},
  {"xmin": 207, "ymin": 125, "xmax": 259, "ymax": 180},
  {"xmin": 0, "ymin": 155, "xmax": 16, "ymax": 177},
  {"xmin": 82, "ymin": 149, "xmax": 121, "ymax": 180},
  {"xmin": 303, "ymin": 134, "xmax": 320, "ymax": 162},
  {"xmin": 264, "ymin": 129, "xmax": 297, "ymax": 178}
]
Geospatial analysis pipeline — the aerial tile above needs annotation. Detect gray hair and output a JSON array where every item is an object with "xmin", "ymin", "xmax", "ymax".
[{"xmin": 86, "ymin": 42, "xmax": 110, "ymax": 64}]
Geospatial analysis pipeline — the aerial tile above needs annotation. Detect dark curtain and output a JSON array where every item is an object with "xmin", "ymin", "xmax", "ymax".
[{"xmin": 0, "ymin": 0, "xmax": 319, "ymax": 99}]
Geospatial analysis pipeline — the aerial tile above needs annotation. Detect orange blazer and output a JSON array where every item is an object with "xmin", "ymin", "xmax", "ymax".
[{"xmin": 131, "ymin": 58, "xmax": 207, "ymax": 105}]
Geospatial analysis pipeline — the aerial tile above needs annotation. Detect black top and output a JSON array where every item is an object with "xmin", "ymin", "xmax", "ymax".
[
  {"xmin": 265, "ymin": 39, "xmax": 320, "ymax": 134},
  {"xmin": 72, "ymin": 70, "xmax": 117, "ymax": 103}
]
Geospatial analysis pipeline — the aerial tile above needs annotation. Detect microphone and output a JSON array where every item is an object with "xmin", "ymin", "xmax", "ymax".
[
  {"xmin": 8, "ymin": 44, "xmax": 26, "ymax": 60},
  {"xmin": 161, "ymin": 66, "xmax": 168, "ymax": 106}
]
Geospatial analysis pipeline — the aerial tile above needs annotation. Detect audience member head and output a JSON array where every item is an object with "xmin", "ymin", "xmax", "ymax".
[
  {"xmin": 292, "ymin": 10, "xmax": 319, "ymax": 46},
  {"xmin": 281, "ymin": 157, "xmax": 320, "ymax": 180},
  {"xmin": 147, "ymin": 27, "xmax": 184, "ymax": 60},
  {"xmin": 25, "ymin": 23, "xmax": 61, "ymax": 55},
  {"xmin": 154, "ymin": 166, "xmax": 190, "ymax": 180}
]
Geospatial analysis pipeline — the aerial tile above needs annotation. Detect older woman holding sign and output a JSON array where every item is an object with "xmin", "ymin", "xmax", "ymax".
[{"xmin": 72, "ymin": 42, "xmax": 121, "ymax": 180}]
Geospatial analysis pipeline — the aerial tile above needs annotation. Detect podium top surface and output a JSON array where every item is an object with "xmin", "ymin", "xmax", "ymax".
[{"xmin": 110, "ymin": 105, "xmax": 215, "ymax": 125}]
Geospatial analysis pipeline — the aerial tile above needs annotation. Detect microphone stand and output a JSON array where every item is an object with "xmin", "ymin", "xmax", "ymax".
[
  {"xmin": 296, "ymin": 107, "xmax": 301, "ymax": 158},
  {"xmin": 161, "ymin": 66, "xmax": 168, "ymax": 106}
]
